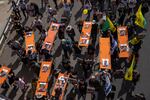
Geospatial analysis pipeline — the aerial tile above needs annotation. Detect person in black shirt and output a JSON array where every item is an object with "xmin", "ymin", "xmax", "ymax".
[
  {"xmin": 91, "ymin": 21, "xmax": 98, "ymax": 46},
  {"xmin": 76, "ymin": 20, "xmax": 83, "ymax": 33},
  {"xmin": 73, "ymin": 41, "xmax": 81, "ymax": 59},
  {"xmin": 53, "ymin": 0, "xmax": 58, "ymax": 10},
  {"xmin": 66, "ymin": 25, "xmax": 75, "ymax": 42},
  {"xmin": 8, "ymin": 71, "xmax": 15, "ymax": 85},
  {"xmin": 78, "ymin": 79, "xmax": 87, "ymax": 100}
]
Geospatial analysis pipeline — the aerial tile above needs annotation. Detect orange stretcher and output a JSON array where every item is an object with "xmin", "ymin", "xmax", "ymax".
[
  {"xmin": 24, "ymin": 31, "xmax": 36, "ymax": 54},
  {"xmin": 42, "ymin": 22, "xmax": 60, "ymax": 53},
  {"xmin": 117, "ymin": 26, "xmax": 129, "ymax": 58},
  {"xmin": 39, "ymin": 61, "xmax": 52, "ymax": 82},
  {"xmin": 99, "ymin": 37, "xmax": 111, "ymax": 70},
  {"xmin": 35, "ymin": 61, "xmax": 52, "ymax": 97},
  {"xmin": 78, "ymin": 21, "xmax": 92, "ymax": 47},
  {"xmin": 51, "ymin": 73, "xmax": 70, "ymax": 100},
  {"xmin": 0, "ymin": 66, "xmax": 11, "ymax": 85}
]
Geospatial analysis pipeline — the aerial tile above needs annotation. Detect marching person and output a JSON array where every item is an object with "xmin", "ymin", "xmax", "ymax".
[
  {"xmin": 31, "ymin": 17, "xmax": 43, "ymax": 32},
  {"xmin": 41, "ymin": 0, "xmax": 49, "ymax": 9},
  {"xmin": 63, "ymin": 0, "xmax": 72, "ymax": 17},
  {"xmin": 19, "ymin": 0, "xmax": 27, "ymax": 18},
  {"xmin": 77, "ymin": 79, "xmax": 87, "ymax": 100},
  {"xmin": 8, "ymin": 71, "xmax": 16, "ymax": 86},
  {"xmin": 53, "ymin": 0, "xmax": 58, "ymax": 10},
  {"xmin": 18, "ymin": 77, "xmax": 28, "ymax": 92},
  {"xmin": 46, "ymin": 5, "xmax": 57, "ymax": 23},
  {"xmin": 66, "ymin": 25, "xmax": 75, "ymax": 42},
  {"xmin": 61, "ymin": 38, "xmax": 73, "ymax": 59},
  {"xmin": 8, "ymin": 1, "xmax": 21, "ymax": 18},
  {"xmin": 73, "ymin": 41, "xmax": 81, "ymax": 59},
  {"xmin": 76, "ymin": 19, "xmax": 83, "ymax": 33}
]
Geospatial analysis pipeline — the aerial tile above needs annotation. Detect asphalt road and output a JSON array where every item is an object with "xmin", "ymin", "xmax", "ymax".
[{"xmin": 0, "ymin": 0, "xmax": 150, "ymax": 100}]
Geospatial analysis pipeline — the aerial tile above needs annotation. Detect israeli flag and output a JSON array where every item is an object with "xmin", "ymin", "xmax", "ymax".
[{"xmin": 104, "ymin": 76, "xmax": 112, "ymax": 96}]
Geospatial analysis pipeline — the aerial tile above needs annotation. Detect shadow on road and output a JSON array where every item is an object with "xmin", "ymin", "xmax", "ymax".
[
  {"xmin": 53, "ymin": 42, "xmax": 62, "ymax": 60},
  {"xmin": 74, "ymin": 7, "xmax": 83, "ymax": 21},
  {"xmin": 117, "ymin": 80, "xmax": 133, "ymax": 98}
]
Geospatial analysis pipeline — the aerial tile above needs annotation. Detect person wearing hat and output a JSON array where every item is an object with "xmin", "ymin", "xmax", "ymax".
[{"xmin": 66, "ymin": 25, "xmax": 75, "ymax": 42}]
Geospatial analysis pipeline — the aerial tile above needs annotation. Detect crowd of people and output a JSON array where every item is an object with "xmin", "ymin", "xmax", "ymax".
[{"xmin": 0, "ymin": 0, "xmax": 150, "ymax": 99}]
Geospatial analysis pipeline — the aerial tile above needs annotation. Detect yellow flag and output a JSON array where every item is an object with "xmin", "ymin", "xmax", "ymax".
[
  {"xmin": 107, "ymin": 17, "xmax": 116, "ymax": 32},
  {"xmin": 124, "ymin": 55, "xmax": 136, "ymax": 81},
  {"xmin": 135, "ymin": 4, "xmax": 146, "ymax": 28},
  {"xmin": 129, "ymin": 37, "xmax": 140, "ymax": 45}
]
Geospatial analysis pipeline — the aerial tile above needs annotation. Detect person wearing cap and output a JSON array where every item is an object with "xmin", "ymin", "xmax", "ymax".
[{"xmin": 66, "ymin": 25, "xmax": 75, "ymax": 42}]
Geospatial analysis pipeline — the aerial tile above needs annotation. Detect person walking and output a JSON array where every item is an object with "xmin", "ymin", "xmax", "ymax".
[
  {"xmin": 77, "ymin": 79, "xmax": 87, "ymax": 100},
  {"xmin": 73, "ymin": 41, "xmax": 81, "ymax": 59},
  {"xmin": 53, "ymin": 0, "xmax": 58, "ymax": 10},
  {"xmin": 8, "ymin": 1, "xmax": 21, "ymax": 18},
  {"xmin": 16, "ymin": 77, "xmax": 28, "ymax": 92},
  {"xmin": 8, "ymin": 71, "xmax": 15, "ymax": 85},
  {"xmin": 66, "ymin": 25, "xmax": 75, "ymax": 42},
  {"xmin": 19, "ymin": 0, "xmax": 27, "ymax": 18},
  {"xmin": 31, "ymin": 17, "xmax": 43, "ymax": 32},
  {"xmin": 61, "ymin": 38, "xmax": 73, "ymax": 59},
  {"xmin": 41, "ymin": 0, "xmax": 49, "ymax": 8}
]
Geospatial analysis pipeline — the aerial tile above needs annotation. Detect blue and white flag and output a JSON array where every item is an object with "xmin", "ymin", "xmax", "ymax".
[{"xmin": 104, "ymin": 76, "xmax": 112, "ymax": 96}]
